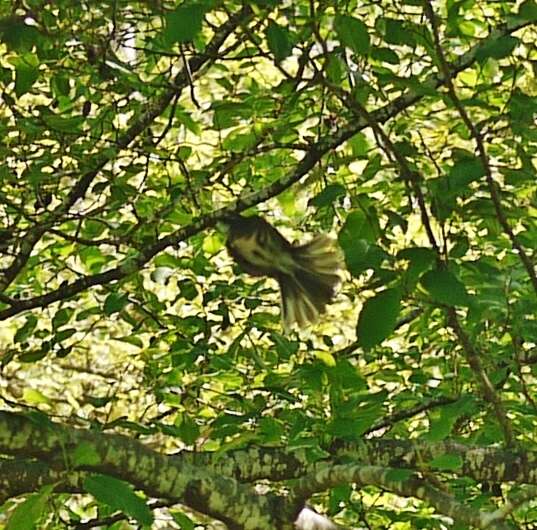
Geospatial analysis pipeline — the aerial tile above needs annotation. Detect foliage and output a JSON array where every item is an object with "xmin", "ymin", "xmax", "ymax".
[{"xmin": 0, "ymin": 0, "xmax": 537, "ymax": 529}]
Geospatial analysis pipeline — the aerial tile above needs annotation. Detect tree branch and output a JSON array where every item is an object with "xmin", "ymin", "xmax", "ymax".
[
  {"xmin": 423, "ymin": 1, "xmax": 537, "ymax": 295},
  {"xmin": 0, "ymin": 411, "xmax": 296, "ymax": 530},
  {"xmin": 291, "ymin": 464, "xmax": 510, "ymax": 530},
  {"xmin": 447, "ymin": 309, "xmax": 514, "ymax": 446},
  {"xmin": 0, "ymin": 4, "xmax": 254, "ymax": 293},
  {"xmin": 0, "ymin": 17, "xmax": 531, "ymax": 320}
]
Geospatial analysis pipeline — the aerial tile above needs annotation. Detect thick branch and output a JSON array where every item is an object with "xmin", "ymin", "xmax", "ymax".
[
  {"xmin": 3, "ymin": 424, "xmax": 537, "ymax": 527},
  {"xmin": 177, "ymin": 439, "xmax": 537, "ymax": 486},
  {"xmin": 336, "ymin": 439, "xmax": 537, "ymax": 485},
  {"xmin": 291, "ymin": 464, "xmax": 510, "ymax": 530},
  {"xmin": 0, "ymin": 411, "xmax": 296, "ymax": 530},
  {"xmin": 0, "ymin": 458, "xmax": 83, "ymax": 504}
]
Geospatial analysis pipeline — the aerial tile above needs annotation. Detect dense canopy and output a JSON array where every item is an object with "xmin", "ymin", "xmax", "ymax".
[{"xmin": 1, "ymin": 1, "xmax": 537, "ymax": 529}]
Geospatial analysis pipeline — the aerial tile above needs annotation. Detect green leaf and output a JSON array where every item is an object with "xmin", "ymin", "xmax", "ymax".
[
  {"xmin": 371, "ymin": 46, "xmax": 400, "ymax": 64},
  {"xmin": 222, "ymin": 130, "xmax": 258, "ymax": 152},
  {"xmin": 14, "ymin": 315, "xmax": 38, "ymax": 343},
  {"xmin": 164, "ymin": 4, "xmax": 205, "ymax": 44},
  {"xmin": 84, "ymin": 474, "xmax": 154, "ymax": 526},
  {"xmin": 81, "ymin": 220, "xmax": 106, "ymax": 239},
  {"xmin": 382, "ymin": 19, "xmax": 416, "ymax": 47},
  {"xmin": 76, "ymin": 306, "xmax": 101, "ymax": 321},
  {"xmin": 338, "ymin": 210, "xmax": 384, "ymax": 277},
  {"xmin": 19, "ymin": 349, "xmax": 48, "ymax": 363},
  {"xmin": 347, "ymin": 132, "xmax": 370, "ymax": 157},
  {"xmin": 325, "ymin": 54, "xmax": 345, "ymax": 82},
  {"xmin": 398, "ymin": 247, "xmax": 435, "ymax": 272},
  {"xmin": 6, "ymin": 485, "xmax": 53, "ymax": 530},
  {"xmin": 24, "ymin": 409, "xmax": 55, "ymax": 429},
  {"xmin": 73, "ymin": 441, "xmax": 101, "ymax": 467},
  {"xmin": 334, "ymin": 14, "xmax": 370, "ymax": 55},
  {"xmin": 508, "ymin": 90, "xmax": 537, "ymax": 126},
  {"xmin": 258, "ymin": 416, "xmax": 284, "ymax": 441},
  {"xmin": 270, "ymin": 332, "xmax": 299, "ymax": 359},
  {"xmin": 154, "ymin": 253, "xmax": 184, "ymax": 268},
  {"xmin": 341, "ymin": 242, "xmax": 385, "ymax": 277},
  {"xmin": 385, "ymin": 468, "xmax": 414, "ymax": 482},
  {"xmin": 174, "ymin": 413, "xmax": 200, "ymax": 445},
  {"xmin": 115, "ymin": 335, "xmax": 144, "ymax": 348},
  {"xmin": 425, "ymin": 396, "xmax": 476, "ymax": 442},
  {"xmin": 310, "ymin": 184, "xmax": 346, "ymax": 208},
  {"xmin": 329, "ymin": 403, "xmax": 383, "ymax": 439},
  {"xmin": 52, "ymin": 308, "xmax": 73, "ymax": 330},
  {"xmin": 448, "ymin": 156, "xmax": 485, "ymax": 190},
  {"xmin": 80, "ymin": 247, "xmax": 108, "ymax": 273},
  {"xmin": 0, "ymin": 19, "xmax": 43, "ymax": 52},
  {"xmin": 54, "ymin": 328, "xmax": 76, "ymax": 343},
  {"xmin": 329, "ymin": 359, "xmax": 367, "ymax": 391},
  {"xmin": 11, "ymin": 53, "xmax": 39, "ymax": 97},
  {"xmin": 178, "ymin": 279, "xmax": 198, "ymax": 300},
  {"xmin": 361, "ymin": 153, "xmax": 382, "ymax": 180},
  {"xmin": 170, "ymin": 510, "xmax": 195, "ymax": 530},
  {"xmin": 175, "ymin": 107, "xmax": 201, "ymax": 135},
  {"xmin": 450, "ymin": 236, "xmax": 470, "ymax": 259},
  {"xmin": 357, "ymin": 288, "xmax": 402, "ymax": 349},
  {"xmin": 425, "ymin": 413, "xmax": 456, "ymax": 442},
  {"xmin": 421, "ymin": 269, "xmax": 470, "ymax": 306},
  {"xmin": 398, "ymin": 247, "xmax": 435, "ymax": 287},
  {"xmin": 518, "ymin": 0, "xmax": 537, "ymax": 21},
  {"xmin": 23, "ymin": 388, "xmax": 50, "ymax": 406},
  {"xmin": 42, "ymin": 114, "xmax": 84, "ymax": 133},
  {"xmin": 212, "ymin": 101, "xmax": 252, "ymax": 130},
  {"xmin": 104, "ymin": 292, "xmax": 129, "ymax": 315},
  {"xmin": 338, "ymin": 210, "xmax": 377, "ymax": 248},
  {"xmin": 429, "ymin": 177, "xmax": 457, "ymax": 221},
  {"xmin": 51, "ymin": 74, "xmax": 70, "ymax": 97},
  {"xmin": 475, "ymin": 36, "xmax": 519, "ymax": 61},
  {"xmin": 202, "ymin": 233, "xmax": 224, "ymax": 254},
  {"xmin": 266, "ymin": 21, "xmax": 293, "ymax": 61}
]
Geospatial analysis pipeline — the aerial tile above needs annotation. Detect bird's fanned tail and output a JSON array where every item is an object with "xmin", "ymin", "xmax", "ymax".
[
  {"xmin": 279, "ymin": 235, "xmax": 342, "ymax": 330},
  {"xmin": 225, "ymin": 214, "xmax": 344, "ymax": 329}
]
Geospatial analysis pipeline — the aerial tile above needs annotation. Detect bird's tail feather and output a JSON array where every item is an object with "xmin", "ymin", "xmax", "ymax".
[{"xmin": 279, "ymin": 236, "xmax": 342, "ymax": 330}]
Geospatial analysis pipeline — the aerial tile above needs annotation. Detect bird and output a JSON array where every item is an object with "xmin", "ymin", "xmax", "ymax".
[{"xmin": 224, "ymin": 214, "xmax": 343, "ymax": 330}]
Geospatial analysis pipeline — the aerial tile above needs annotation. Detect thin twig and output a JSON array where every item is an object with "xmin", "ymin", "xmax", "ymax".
[
  {"xmin": 447, "ymin": 308, "xmax": 513, "ymax": 447},
  {"xmin": 423, "ymin": 0, "xmax": 537, "ymax": 295}
]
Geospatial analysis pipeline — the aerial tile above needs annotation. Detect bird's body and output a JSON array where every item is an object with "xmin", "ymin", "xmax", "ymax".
[{"xmin": 225, "ymin": 215, "xmax": 342, "ymax": 329}]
